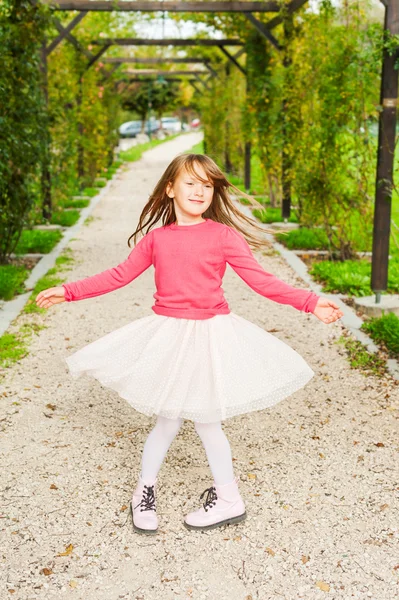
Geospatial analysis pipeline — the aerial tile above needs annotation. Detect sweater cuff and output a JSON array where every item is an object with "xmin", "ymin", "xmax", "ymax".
[
  {"xmin": 62, "ymin": 284, "xmax": 73, "ymax": 302},
  {"xmin": 305, "ymin": 293, "xmax": 320, "ymax": 314}
]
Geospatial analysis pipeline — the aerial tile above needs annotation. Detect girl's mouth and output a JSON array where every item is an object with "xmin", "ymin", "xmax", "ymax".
[{"xmin": 189, "ymin": 200, "xmax": 204, "ymax": 203}]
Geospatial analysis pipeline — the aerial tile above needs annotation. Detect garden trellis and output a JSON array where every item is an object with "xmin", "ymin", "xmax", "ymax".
[{"xmin": 38, "ymin": 0, "xmax": 399, "ymax": 301}]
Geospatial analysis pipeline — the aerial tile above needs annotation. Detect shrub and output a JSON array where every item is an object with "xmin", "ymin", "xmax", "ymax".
[{"xmin": 361, "ymin": 312, "xmax": 399, "ymax": 358}]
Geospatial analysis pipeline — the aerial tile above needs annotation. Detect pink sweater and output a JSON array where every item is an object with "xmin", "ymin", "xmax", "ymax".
[{"xmin": 63, "ymin": 218, "xmax": 320, "ymax": 319}]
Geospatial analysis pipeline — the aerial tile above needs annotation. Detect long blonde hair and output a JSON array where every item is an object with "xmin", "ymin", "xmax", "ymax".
[{"xmin": 128, "ymin": 153, "xmax": 287, "ymax": 251}]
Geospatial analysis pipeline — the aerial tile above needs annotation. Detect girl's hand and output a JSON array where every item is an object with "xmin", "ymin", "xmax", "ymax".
[
  {"xmin": 312, "ymin": 297, "xmax": 344, "ymax": 324},
  {"xmin": 35, "ymin": 286, "xmax": 66, "ymax": 309}
]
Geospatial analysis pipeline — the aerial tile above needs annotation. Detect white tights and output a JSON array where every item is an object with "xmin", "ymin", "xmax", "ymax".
[{"xmin": 140, "ymin": 415, "xmax": 235, "ymax": 486}]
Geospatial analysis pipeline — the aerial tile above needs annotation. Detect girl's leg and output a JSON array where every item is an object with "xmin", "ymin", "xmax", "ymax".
[
  {"xmin": 194, "ymin": 421, "xmax": 235, "ymax": 486},
  {"xmin": 140, "ymin": 415, "xmax": 182, "ymax": 481}
]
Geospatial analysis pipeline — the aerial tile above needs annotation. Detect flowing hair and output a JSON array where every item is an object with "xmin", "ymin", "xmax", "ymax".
[{"xmin": 127, "ymin": 153, "xmax": 288, "ymax": 251}]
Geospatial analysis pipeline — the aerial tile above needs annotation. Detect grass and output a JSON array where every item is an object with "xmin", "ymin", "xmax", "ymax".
[
  {"xmin": 61, "ymin": 198, "xmax": 90, "ymax": 209},
  {"xmin": 81, "ymin": 187, "xmax": 100, "ymax": 197},
  {"xmin": 0, "ymin": 265, "xmax": 29, "ymax": 301},
  {"xmin": 336, "ymin": 334, "xmax": 388, "ymax": 378},
  {"xmin": 50, "ymin": 209, "xmax": 80, "ymax": 227},
  {"xmin": 23, "ymin": 249, "xmax": 75, "ymax": 315},
  {"xmin": 309, "ymin": 258, "xmax": 399, "ymax": 296},
  {"xmin": 0, "ymin": 322, "xmax": 47, "ymax": 372},
  {"xmin": 252, "ymin": 206, "xmax": 299, "ymax": 224},
  {"xmin": 119, "ymin": 133, "xmax": 183, "ymax": 162},
  {"xmin": 275, "ymin": 228, "xmax": 331, "ymax": 250},
  {"xmin": 13, "ymin": 229, "xmax": 63, "ymax": 254},
  {"xmin": 361, "ymin": 312, "xmax": 399, "ymax": 359},
  {"xmin": 0, "ymin": 248, "xmax": 74, "ymax": 375}
]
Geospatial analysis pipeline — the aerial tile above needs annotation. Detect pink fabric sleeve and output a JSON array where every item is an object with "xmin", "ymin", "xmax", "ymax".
[
  {"xmin": 220, "ymin": 226, "xmax": 320, "ymax": 314},
  {"xmin": 62, "ymin": 231, "xmax": 153, "ymax": 302}
]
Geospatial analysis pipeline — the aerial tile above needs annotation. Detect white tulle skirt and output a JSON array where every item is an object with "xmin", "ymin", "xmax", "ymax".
[{"xmin": 64, "ymin": 312, "xmax": 315, "ymax": 423}]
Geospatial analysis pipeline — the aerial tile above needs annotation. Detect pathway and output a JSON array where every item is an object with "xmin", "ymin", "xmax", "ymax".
[{"xmin": 0, "ymin": 133, "xmax": 397, "ymax": 600}]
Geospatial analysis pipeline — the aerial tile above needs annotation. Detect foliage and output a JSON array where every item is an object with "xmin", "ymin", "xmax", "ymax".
[
  {"xmin": 50, "ymin": 209, "xmax": 80, "ymax": 227},
  {"xmin": 120, "ymin": 79, "xmax": 180, "ymax": 125},
  {"xmin": 276, "ymin": 228, "xmax": 331, "ymax": 250},
  {"xmin": 0, "ymin": 264, "xmax": 29, "ymax": 301},
  {"xmin": 287, "ymin": 0, "xmax": 382, "ymax": 260},
  {"xmin": 13, "ymin": 229, "xmax": 63, "ymax": 254},
  {"xmin": 244, "ymin": 29, "xmax": 283, "ymax": 203},
  {"xmin": 309, "ymin": 257, "xmax": 399, "ymax": 296},
  {"xmin": 361, "ymin": 312, "xmax": 399, "ymax": 358},
  {"xmin": 0, "ymin": 0, "xmax": 52, "ymax": 264},
  {"xmin": 199, "ymin": 61, "xmax": 246, "ymax": 176}
]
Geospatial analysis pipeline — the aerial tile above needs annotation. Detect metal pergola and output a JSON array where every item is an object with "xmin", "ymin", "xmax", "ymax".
[{"xmin": 40, "ymin": 0, "xmax": 398, "ymax": 303}]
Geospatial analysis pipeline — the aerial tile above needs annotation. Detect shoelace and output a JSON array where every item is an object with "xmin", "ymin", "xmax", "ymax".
[
  {"xmin": 134, "ymin": 484, "xmax": 156, "ymax": 512},
  {"xmin": 200, "ymin": 485, "xmax": 217, "ymax": 512}
]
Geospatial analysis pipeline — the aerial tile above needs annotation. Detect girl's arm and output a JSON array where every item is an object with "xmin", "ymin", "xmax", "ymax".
[
  {"xmin": 63, "ymin": 231, "xmax": 154, "ymax": 302},
  {"xmin": 220, "ymin": 226, "xmax": 320, "ymax": 313}
]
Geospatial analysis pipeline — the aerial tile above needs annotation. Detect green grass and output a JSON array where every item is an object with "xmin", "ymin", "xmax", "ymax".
[
  {"xmin": 119, "ymin": 133, "xmax": 184, "ymax": 162},
  {"xmin": 61, "ymin": 199, "xmax": 90, "ymax": 209},
  {"xmin": 189, "ymin": 140, "xmax": 204, "ymax": 154},
  {"xmin": 361, "ymin": 312, "xmax": 399, "ymax": 359},
  {"xmin": 23, "ymin": 249, "xmax": 75, "ymax": 314},
  {"xmin": 275, "ymin": 228, "xmax": 331, "ymax": 250},
  {"xmin": 50, "ymin": 210, "xmax": 80, "ymax": 227},
  {"xmin": 0, "ymin": 265, "xmax": 29, "ymax": 300},
  {"xmin": 336, "ymin": 334, "xmax": 388, "ymax": 378},
  {"xmin": 13, "ymin": 230, "xmax": 63, "ymax": 254},
  {"xmin": 94, "ymin": 179, "xmax": 107, "ymax": 188},
  {"xmin": 81, "ymin": 187, "xmax": 100, "ymax": 197},
  {"xmin": 0, "ymin": 322, "xmax": 46, "ymax": 372},
  {"xmin": 253, "ymin": 206, "xmax": 299, "ymax": 224},
  {"xmin": 309, "ymin": 257, "xmax": 399, "ymax": 296}
]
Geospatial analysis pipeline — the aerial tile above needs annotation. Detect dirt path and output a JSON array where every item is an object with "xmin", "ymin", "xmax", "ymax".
[{"xmin": 1, "ymin": 133, "xmax": 398, "ymax": 600}]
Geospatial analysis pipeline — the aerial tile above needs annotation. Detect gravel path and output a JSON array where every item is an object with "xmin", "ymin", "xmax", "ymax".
[{"xmin": 1, "ymin": 133, "xmax": 398, "ymax": 600}]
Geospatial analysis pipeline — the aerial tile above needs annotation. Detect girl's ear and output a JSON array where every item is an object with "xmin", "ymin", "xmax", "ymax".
[{"xmin": 166, "ymin": 182, "xmax": 174, "ymax": 198}]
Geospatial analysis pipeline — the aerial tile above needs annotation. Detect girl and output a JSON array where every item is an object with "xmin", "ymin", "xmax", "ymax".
[{"xmin": 36, "ymin": 153, "xmax": 343, "ymax": 536}]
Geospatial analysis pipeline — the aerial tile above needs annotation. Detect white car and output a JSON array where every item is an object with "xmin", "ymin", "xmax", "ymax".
[{"xmin": 160, "ymin": 117, "xmax": 189, "ymax": 133}]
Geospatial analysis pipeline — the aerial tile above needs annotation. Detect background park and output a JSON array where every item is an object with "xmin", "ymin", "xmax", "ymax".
[{"xmin": 0, "ymin": 1, "xmax": 399, "ymax": 599}]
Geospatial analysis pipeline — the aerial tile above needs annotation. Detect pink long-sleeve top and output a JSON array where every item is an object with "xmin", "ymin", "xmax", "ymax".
[{"xmin": 62, "ymin": 218, "xmax": 320, "ymax": 319}]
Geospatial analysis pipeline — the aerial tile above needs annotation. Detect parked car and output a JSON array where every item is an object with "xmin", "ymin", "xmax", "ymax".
[
  {"xmin": 159, "ymin": 117, "xmax": 189, "ymax": 133},
  {"xmin": 119, "ymin": 120, "xmax": 142, "ymax": 138},
  {"xmin": 190, "ymin": 118, "xmax": 201, "ymax": 128},
  {"xmin": 119, "ymin": 118, "xmax": 159, "ymax": 138}
]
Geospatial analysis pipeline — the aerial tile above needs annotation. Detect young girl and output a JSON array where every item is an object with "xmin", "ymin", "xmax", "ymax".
[{"xmin": 36, "ymin": 153, "xmax": 343, "ymax": 536}]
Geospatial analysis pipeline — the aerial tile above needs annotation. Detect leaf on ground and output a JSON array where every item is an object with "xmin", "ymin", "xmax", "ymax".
[
  {"xmin": 265, "ymin": 547, "xmax": 275, "ymax": 556},
  {"xmin": 69, "ymin": 580, "xmax": 78, "ymax": 588},
  {"xmin": 57, "ymin": 544, "xmax": 73, "ymax": 557},
  {"xmin": 46, "ymin": 403, "xmax": 56, "ymax": 411},
  {"xmin": 316, "ymin": 581, "xmax": 330, "ymax": 592},
  {"xmin": 50, "ymin": 484, "xmax": 58, "ymax": 490},
  {"xmin": 247, "ymin": 473, "xmax": 256, "ymax": 479},
  {"xmin": 40, "ymin": 568, "xmax": 53, "ymax": 576}
]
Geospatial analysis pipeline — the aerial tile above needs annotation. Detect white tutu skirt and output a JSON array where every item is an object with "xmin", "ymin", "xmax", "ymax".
[{"xmin": 65, "ymin": 312, "xmax": 315, "ymax": 423}]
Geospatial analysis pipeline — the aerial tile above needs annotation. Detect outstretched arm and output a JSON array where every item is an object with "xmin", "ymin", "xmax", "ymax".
[
  {"xmin": 63, "ymin": 242, "xmax": 153, "ymax": 301},
  {"xmin": 221, "ymin": 226, "xmax": 343, "ymax": 323},
  {"xmin": 36, "ymin": 231, "xmax": 153, "ymax": 307}
]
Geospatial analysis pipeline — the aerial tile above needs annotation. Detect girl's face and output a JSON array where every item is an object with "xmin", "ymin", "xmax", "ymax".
[{"xmin": 166, "ymin": 163, "xmax": 214, "ymax": 222}]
